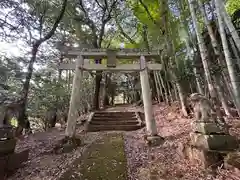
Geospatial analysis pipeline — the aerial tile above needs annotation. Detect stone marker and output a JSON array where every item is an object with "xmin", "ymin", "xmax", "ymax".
[
  {"xmin": 189, "ymin": 133, "xmax": 238, "ymax": 151},
  {"xmin": 0, "ymin": 126, "xmax": 29, "ymax": 179},
  {"xmin": 184, "ymin": 93, "xmax": 240, "ymax": 169}
]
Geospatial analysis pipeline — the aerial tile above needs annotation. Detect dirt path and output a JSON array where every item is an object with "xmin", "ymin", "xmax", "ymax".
[
  {"xmin": 7, "ymin": 105, "xmax": 140, "ymax": 180},
  {"xmin": 7, "ymin": 129, "xmax": 102, "ymax": 180},
  {"xmin": 60, "ymin": 132, "xmax": 127, "ymax": 180}
]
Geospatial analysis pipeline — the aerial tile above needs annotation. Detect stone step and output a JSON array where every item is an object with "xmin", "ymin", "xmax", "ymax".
[
  {"xmin": 90, "ymin": 120, "xmax": 139, "ymax": 125},
  {"xmin": 94, "ymin": 112, "xmax": 135, "ymax": 117},
  {"xmin": 190, "ymin": 133, "xmax": 239, "ymax": 151},
  {"xmin": 87, "ymin": 124, "xmax": 142, "ymax": 132},
  {"xmin": 92, "ymin": 116, "xmax": 137, "ymax": 121}
]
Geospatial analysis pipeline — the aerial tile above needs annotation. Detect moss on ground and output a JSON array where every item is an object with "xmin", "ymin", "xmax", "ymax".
[{"xmin": 60, "ymin": 133, "xmax": 127, "ymax": 180}]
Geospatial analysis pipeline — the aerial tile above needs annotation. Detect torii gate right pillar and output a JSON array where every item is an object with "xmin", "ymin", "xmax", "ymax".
[{"xmin": 140, "ymin": 55, "xmax": 164, "ymax": 145}]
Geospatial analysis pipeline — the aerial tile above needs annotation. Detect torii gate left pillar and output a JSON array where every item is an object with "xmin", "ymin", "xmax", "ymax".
[{"xmin": 65, "ymin": 55, "xmax": 83, "ymax": 137}]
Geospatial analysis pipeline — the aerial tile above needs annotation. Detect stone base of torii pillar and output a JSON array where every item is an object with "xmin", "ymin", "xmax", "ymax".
[{"xmin": 140, "ymin": 55, "xmax": 164, "ymax": 146}]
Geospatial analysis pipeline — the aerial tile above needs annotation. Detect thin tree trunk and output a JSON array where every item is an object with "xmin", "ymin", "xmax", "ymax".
[
  {"xmin": 173, "ymin": 83, "xmax": 178, "ymax": 101},
  {"xmin": 218, "ymin": 0, "xmax": 240, "ymax": 51},
  {"xmin": 216, "ymin": 0, "xmax": 240, "ymax": 116},
  {"xmin": 155, "ymin": 71, "xmax": 164, "ymax": 102},
  {"xmin": 184, "ymin": 25, "xmax": 204, "ymax": 94},
  {"xmin": 188, "ymin": 0, "xmax": 228, "ymax": 124},
  {"xmin": 18, "ymin": 44, "xmax": 39, "ymax": 129},
  {"xmin": 194, "ymin": 68, "xmax": 204, "ymax": 94},
  {"xmin": 153, "ymin": 71, "xmax": 161, "ymax": 103},
  {"xmin": 198, "ymin": 0, "xmax": 231, "ymax": 116},
  {"xmin": 213, "ymin": 76, "xmax": 231, "ymax": 117},
  {"xmin": 229, "ymin": 36, "xmax": 240, "ymax": 70},
  {"xmin": 93, "ymin": 72, "xmax": 102, "ymax": 110},
  {"xmin": 167, "ymin": 78, "xmax": 173, "ymax": 103},
  {"xmin": 18, "ymin": 0, "xmax": 67, "ymax": 135},
  {"xmin": 188, "ymin": 0, "xmax": 215, "ymax": 97},
  {"xmin": 68, "ymin": 69, "xmax": 71, "ymax": 91},
  {"xmin": 175, "ymin": 81, "xmax": 188, "ymax": 116}
]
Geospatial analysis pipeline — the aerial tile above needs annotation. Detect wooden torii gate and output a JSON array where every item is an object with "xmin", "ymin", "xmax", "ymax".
[{"xmin": 59, "ymin": 48, "xmax": 162, "ymax": 138}]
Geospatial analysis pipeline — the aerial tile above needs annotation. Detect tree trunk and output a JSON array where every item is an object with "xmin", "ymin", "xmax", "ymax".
[
  {"xmin": 215, "ymin": 0, "xmax": 240, "ymax": 116},
  {"xmin": 159, "ymin": 71, "xmax": 169, "ymax": 104},
  {"xmin": 18, "ymin": 44, "xmax": 39, "ymax": 129},
  {"xmin": 188, "ymin": 0, "xmax": 215, "ymax": 96},
  {"xmin": 229, "ymin": 36, "xmax": 240, "ymax": 70},
  {"xmin": 198, "ymin": 0, "xmax": 231, "ymax": 116},
  {"xmin": 175, "ymin": 81, "xmax": 189, "ymax": 116},
  {"xmin": 153, "ymin": 71, "xmax": 161, "ymax": 103},
  {"xmin": 213, "ymin": 76, "xmax": 231, "ymax": 117},
  {"xmin": 219, "ymin": 0, "xmax": 240, "ymax": 52},
  {"xmin": 150, "ymin": 72, "xmax": 157, "ymax": 100},
  {"xmin": 93, "ymin": 72, "xmax": 102, "ymax": 110},
  {"xmin": 156, "ymin": 71, "xmax": 164, "ymax": 102}
]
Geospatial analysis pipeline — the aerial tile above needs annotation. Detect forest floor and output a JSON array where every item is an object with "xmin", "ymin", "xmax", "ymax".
[{"xmin": 6, "ymin": 103, "xmax": 240, "ymax": 180}]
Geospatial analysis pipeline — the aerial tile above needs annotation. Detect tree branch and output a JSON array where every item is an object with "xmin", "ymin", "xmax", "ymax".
[
  {"xmin": 77, "ymin": 0, "xmax": 98, "ymax": 47},
  {"xmin": 98, "ymin": 0, "xmax": 118, "ymax": 47},
  {"xmin": 139, "ymin": 0, "xmax": 157, "ymax": 25},
  {"xmin": 142, "ymin": 25, "xmax": 150, "ymax": 51},
  {"xmin": 39, "ymin": 8, "xmax": 47, "ymax": 39},
  {"xmin": 95, "ymin": 0, "xmax": 104, "ymax": 10},
  {"xmin": 114, "ymin": 13, "xmax": 137, "ymax": 44},
  {"xmin": 39, "ymin": 0, "xmax": 67, "ymax": 43}
]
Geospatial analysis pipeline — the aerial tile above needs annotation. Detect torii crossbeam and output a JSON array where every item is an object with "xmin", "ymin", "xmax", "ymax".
[
  {"xmin": 61, "ymin": 48, "xmax": 163, "ymax": 143},
  {"xmin": 59, "ymin": 48, "xmax": 162, "ymax": 71}
]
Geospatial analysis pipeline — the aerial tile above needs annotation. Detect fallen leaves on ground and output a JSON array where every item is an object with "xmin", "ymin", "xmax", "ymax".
[
  {"xmin": 125, "ymin": 102, "xmax": 240, "ymax": 180},
  {"xmin": 6, "ymin": 103, "xmax": 240, "ymax": 180},
  {"xmin": 8, "ymin": 126, "xmax": 102, "ymax": 180}
]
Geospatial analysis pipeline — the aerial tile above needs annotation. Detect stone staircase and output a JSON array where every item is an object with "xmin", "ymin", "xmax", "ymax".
[{"xmin": 86, "ymin": 111, "xmax": 144, "ymax": 132}]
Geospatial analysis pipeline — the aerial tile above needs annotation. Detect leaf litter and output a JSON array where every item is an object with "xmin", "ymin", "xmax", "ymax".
[{"xmin": 5, "ymin": 103, "xmax": 240, "ymax": 180}]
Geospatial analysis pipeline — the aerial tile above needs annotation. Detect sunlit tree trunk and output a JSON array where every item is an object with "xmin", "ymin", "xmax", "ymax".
[
  {"xmin": 18, "ymin": 0, "xmax": 67, "ymax": 134},
  {"xmin": 218, "ymin": 0, "xmax": 240, "ymax": 52},
  {"xmin": 178, "ymin": 0, "xmax": 202, "ymax": 95},
  {"xmin": 155, "ymin": 71, "xmax": 164, "ymax": 102},
  {"xmin": 198, "ymin": 0, "xmax": 231, "ymax": 116},
  {"xmin": 160, "ymin": 0, "xmax": 189, "ymax": 115},
  {"xmin": 215, "ymin": 0, "xmax": 240, "ymax": 116},
  {"xmin": 153, "ymin": 71, "xmax": 161, "ymax": 103},
  {"xmin": 188, "ymin": 0, "xmax": 217, "ymax": 101}
]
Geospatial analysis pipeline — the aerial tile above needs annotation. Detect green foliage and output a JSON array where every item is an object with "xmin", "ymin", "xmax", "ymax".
[{"xmin": 226, "ymin": 0, "xmax": 240, "ymax": 15}]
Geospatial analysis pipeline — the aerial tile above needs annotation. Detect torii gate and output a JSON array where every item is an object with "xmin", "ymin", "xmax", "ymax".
[{"xmin": 59, "ymin": 48, "xmax": 163, "ymax": 139}]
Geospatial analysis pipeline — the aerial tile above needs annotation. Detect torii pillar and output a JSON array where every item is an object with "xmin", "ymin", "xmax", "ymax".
[
  {"xmin": 140, "ymin": 55, "xmax": 164, "ymax": 145},
  {"xmin": 65, "ymin": 55, "xmax": 84, "ymax": 138}
]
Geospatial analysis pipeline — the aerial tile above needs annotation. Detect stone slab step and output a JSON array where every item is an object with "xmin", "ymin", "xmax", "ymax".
[
  {"xmin": 192, "ymin": 122, "xmax": 225, "ymax": 134},
  {"xmin": 90, "ymin": 120, "xmax": 139, "ymax": 125},
  {"xmin": 93, "ymin": 115, "xmax": 136, "ymax": 119},
  {"xmin": 94, "ymin": 112, "xmax": 135, "ymax": 117},
  {"xmin": 190, "ymin": 133, "xmax": 239, "ymax": 151},
  {"xmin": 87, "ymin": 124, "xmax": 142, "ymax": 132},
  {"xmin": 92, "ymin": 116, "xmax": 137, "ymax": 121}
]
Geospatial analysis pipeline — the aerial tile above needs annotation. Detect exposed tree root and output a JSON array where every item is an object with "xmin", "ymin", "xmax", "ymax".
[{"xmin": 52, "ymin": 136, "xmax": 82, "ymax": 154}]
